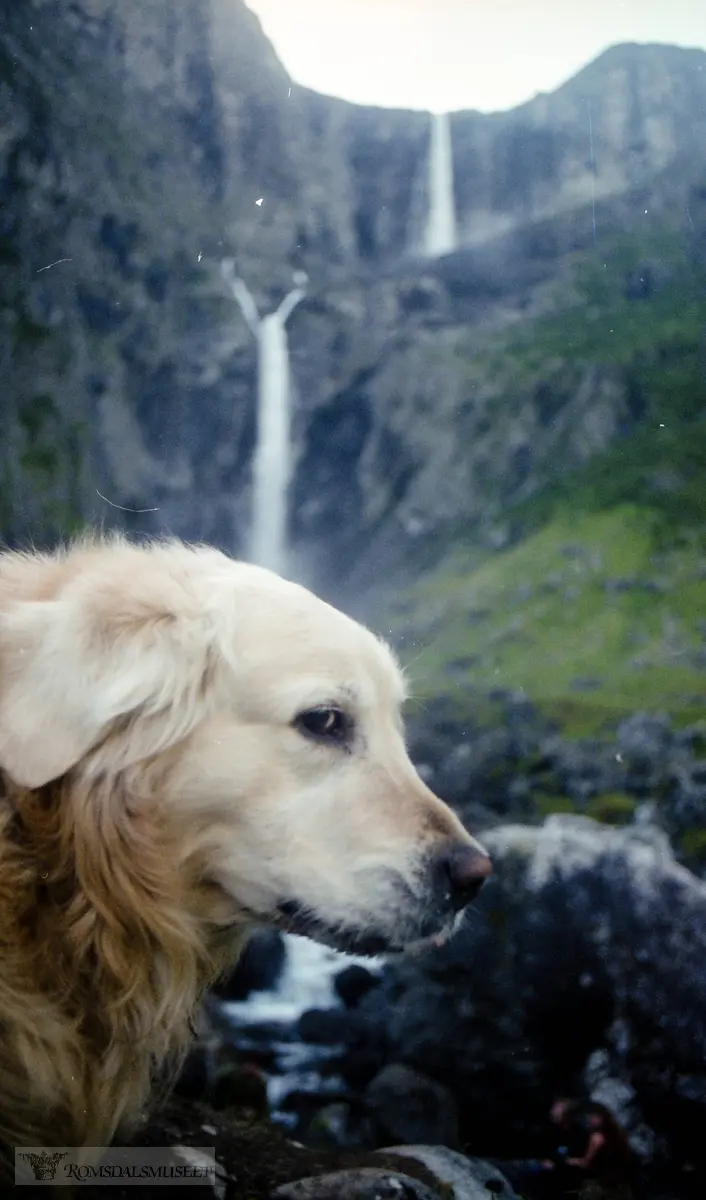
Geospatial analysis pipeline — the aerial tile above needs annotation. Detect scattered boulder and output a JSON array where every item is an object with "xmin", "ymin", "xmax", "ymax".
[
  {"xmin": 408, "ymin": 699, "xmax": 706, "ymax": 876},
  {"xmin": 364, "ymin": 1064, "xmax": 459, "ymax": 1150},
  {"xmin": 342, "ymin": 816, "xmax": 706, "ymax": 1169},
  {"xmin": 210, "ymin": 929, "xmax": 286, "ymax": 1001},
  {"xmin": 270, "ymin": 1166, "xmax": 440, "ymax": 1199},
  {"xmin": 335, "ymin": 965, "xmax": 381, "ymax": 1009},
  {"xmin": 269, "ymin": 1148, "xmax": 519, "ymax": 1200},
  {"xmin": 212, "ymin": 1059, "xmax": 269, "ymax": 1119},
  {"xmin": 383, "ymin": 1148, "xmax": 520, "ymax": 1200},
  {"xmin": 298, "ymin": 1008, "xmax": 355, "ymax": 1046},
  {"xmin": 306, "ymin": 1102, "xmax": 373, "ymax": 1152}
]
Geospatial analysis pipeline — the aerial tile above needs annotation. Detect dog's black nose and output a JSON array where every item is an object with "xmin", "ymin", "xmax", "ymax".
[{"xmin": 440, "ymin": 844, "xmax": 492, "ymax": 911}]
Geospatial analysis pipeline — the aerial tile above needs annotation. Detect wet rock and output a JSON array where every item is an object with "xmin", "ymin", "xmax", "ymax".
[
  {"xmin": 211, "ymin": 929, "xmax": 286, "ymax": 1001},
  {"xmin": 298, "ymin": 1008, "xmax": 355, "ymax": 1045},
  {"xmin": 270, "ymin": 1167, "xmax": 440, "ymax": 1199},
  {"xmin": 306, "ymin": 1102, "xmax": 373, "ymax": 1152},
  {"xmin": 280, "ymin": 1090, "xmax": 351, "ymax": 1137},
  {"xmin": 335, "ymin": 965, "xmax": 381, "ymax": 1009},
  {"xmin": 365, "ymin": 1064, "xmax": 459, "ymax": 1150},
  {"xmin": 173, "ymin": 1042, "xmax": 215, "ymax": 1104},
  {"xmin": 212, "ymin": 1060, "xmax": 269, "ymax": 1119},
  {"xmin": 338, "ymin": 1031, "xmax": 390, "ymax": 1092},
  {"xmin": 358, "ymin": 816, "xmax": 706, "ymax": 1167},
  {"xmin": 383, "ymin": 1148, "xmax": 520, "ymax": 1200}
]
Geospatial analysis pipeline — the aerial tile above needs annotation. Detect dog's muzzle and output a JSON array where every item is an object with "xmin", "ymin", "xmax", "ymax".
[{"xmin": 275, "ymin": 841, "xmax": 492, "ymax": 957}]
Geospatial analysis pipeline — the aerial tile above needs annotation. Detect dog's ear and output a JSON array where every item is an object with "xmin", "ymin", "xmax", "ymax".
[{"xmin": 0, "ymin": 591, "xmax": 213, "ymax": 789}]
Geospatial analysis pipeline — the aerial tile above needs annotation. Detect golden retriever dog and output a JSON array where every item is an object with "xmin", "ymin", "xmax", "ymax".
[{"xmin": 0, "ymin": 534, "xmax": 490, "ymax": 1154}]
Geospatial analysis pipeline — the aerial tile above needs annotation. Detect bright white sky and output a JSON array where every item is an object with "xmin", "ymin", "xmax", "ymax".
[{"xmin": 246, "ymin": 0, "xmax": 706, "ymax": 113}]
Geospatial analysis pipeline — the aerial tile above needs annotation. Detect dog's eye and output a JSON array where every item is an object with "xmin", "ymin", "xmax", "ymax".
[{"xmin": 295, "ymin": 706, "xmax": 349, "ymax": 744}]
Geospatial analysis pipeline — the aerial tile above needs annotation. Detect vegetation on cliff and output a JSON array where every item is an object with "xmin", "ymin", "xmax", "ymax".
[{"xmin": 386, "ymin": 223, "xmax": 706, "ymax": 735}]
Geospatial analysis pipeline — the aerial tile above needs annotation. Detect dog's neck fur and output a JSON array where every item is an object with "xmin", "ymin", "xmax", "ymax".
[{"xmin": 0, "ymin": 766, "xmax": 245, "ymax": 1151}]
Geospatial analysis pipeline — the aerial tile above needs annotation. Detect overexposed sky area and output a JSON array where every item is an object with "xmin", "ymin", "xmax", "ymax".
[{"xmin": 246, "ymin": 0, "xmax": 706, "ymax": 113}]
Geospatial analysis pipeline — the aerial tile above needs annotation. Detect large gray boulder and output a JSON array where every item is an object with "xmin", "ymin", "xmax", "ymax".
[
  {"xmin": 270, "ymin": 1149, "xmax": 519, "ymax": 1200},
  {"xmin": 383, "ymin": 1148, "xmax": 519, "ymax": 1200},
  {"xmin": 270, "ymin": 1167, "xmax": 440, "ymax": 1199},
  {"xmin": 347, "ymin": 816, "xmax": 706, "ymax": 1167}
]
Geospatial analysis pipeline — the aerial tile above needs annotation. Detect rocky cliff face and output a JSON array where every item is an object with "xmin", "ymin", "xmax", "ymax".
[{"xmin": 2, "ymin": 0, "xmax": 705, "ymax": 598}]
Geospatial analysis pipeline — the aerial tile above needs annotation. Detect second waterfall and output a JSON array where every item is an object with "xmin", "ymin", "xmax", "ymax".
[{"xmin": 222, "ymin": 264, "xmax": 307, "ymax": 576}]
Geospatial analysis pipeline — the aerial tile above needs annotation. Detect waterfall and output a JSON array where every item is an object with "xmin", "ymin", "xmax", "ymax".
[
  {"xmin": 221, "ymin": 263, "xmax": 306, "ymax": 575},
  {"xmin": 425, "ymin": 111, "xmax": 456, "ymax": 257},
  {"xmin": 251, "ymin": 287, "xmax": 304, "ymax": 574}
]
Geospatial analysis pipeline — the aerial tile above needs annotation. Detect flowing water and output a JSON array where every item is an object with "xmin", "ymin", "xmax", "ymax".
[
  {"xmin": 224, "ymin": 935, "xmax": 382, "ymax": 1122},
  {"xmin": 425, "ymin": 111, "xmax": 457, "ymax": 257},
  {"xmin": 223, "ymin": 268, "xmax": 306, "ymax": 575}
]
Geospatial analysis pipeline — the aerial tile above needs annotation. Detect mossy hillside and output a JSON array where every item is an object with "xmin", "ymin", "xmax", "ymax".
[
  {"xmin": 390, "ymin": 506, "xmax": 706, "ymax": 736},
  {"xmin": 534, "ymin": 792, "xmax": 637, "ymax": 825},
  {"xmin": 386, "ymin": 224, "xmax": 706, "ymax": 736},
  {"xmin": 585, "ymin": 792, "xmax": 638, "ymax": 825},
  {"xmin": 681, "ymin": 827, "xmax": 706, "ymax": 864}
]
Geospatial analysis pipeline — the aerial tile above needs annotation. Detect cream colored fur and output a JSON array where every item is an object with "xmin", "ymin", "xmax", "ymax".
[{"xmin": 0, "ymin": 534, "xmax": 482, "ymax": 1152}]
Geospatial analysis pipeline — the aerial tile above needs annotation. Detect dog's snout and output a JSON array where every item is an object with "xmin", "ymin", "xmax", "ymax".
[{"xmin": 440, "ymin": 844, "xmax": 492, "ymax": 911}]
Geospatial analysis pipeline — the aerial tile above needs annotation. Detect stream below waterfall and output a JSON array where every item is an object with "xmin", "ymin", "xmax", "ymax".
[{"xmin": 221, "ymin": 935, "xmax": 382, "ymax": 1126}]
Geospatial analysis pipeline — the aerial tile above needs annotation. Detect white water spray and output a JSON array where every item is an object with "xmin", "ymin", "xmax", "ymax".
[
  {"xmin": 425, "ymin": 111, "xmax": 457, "ymax": 257},
  {"xmin": 222, "ymin": 262, "xmax": 307, "ymax": 575}
]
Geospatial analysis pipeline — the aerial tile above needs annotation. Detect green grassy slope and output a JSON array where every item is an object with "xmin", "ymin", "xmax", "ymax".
[
  {"xmin": 390, "ymin": 507, "xmax": 706, "ymax": 734},
  {"xmin": 387, "ymin": 226, "xmax": 706, "ymax": 734}
]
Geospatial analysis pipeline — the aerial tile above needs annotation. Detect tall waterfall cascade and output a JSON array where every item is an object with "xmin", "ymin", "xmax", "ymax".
[
  {"xmin": 221, "ymin": 262, "xmax": 307, "ymax": 576},
  {"xmin": 425, "ymin": 110, "xmax": 457, "ymax": 257}
]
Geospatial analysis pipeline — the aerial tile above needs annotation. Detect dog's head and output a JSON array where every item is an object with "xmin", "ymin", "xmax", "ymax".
[{"xmin": 0, "ymin": 537, "xmax": 490, "ymax": 956}]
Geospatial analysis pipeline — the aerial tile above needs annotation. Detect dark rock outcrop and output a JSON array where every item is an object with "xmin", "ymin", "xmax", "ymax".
[
  {"xmin": 211, "ymin": 929, "xmax": 286, "ymax": 1001},
  {"xmin": 6, "ymin": 1095, "xmax": 500, "ymax": 1199},
  {"xmin": 364, "ymin": 1064, "xmax": 460, "ymax": 1150},
  {"xmin": 334, "ymin": 965, "xmax": 381, "ymax": 1009},
  {"xmin": 344, "ymin": 816, "xmax": 706, "ymax": 1169}
]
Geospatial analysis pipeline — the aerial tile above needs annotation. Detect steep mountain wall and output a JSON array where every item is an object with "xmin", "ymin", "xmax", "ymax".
[{"xmin": 1, "ymin": 0, "xmax": 705, "ymax": 598}]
